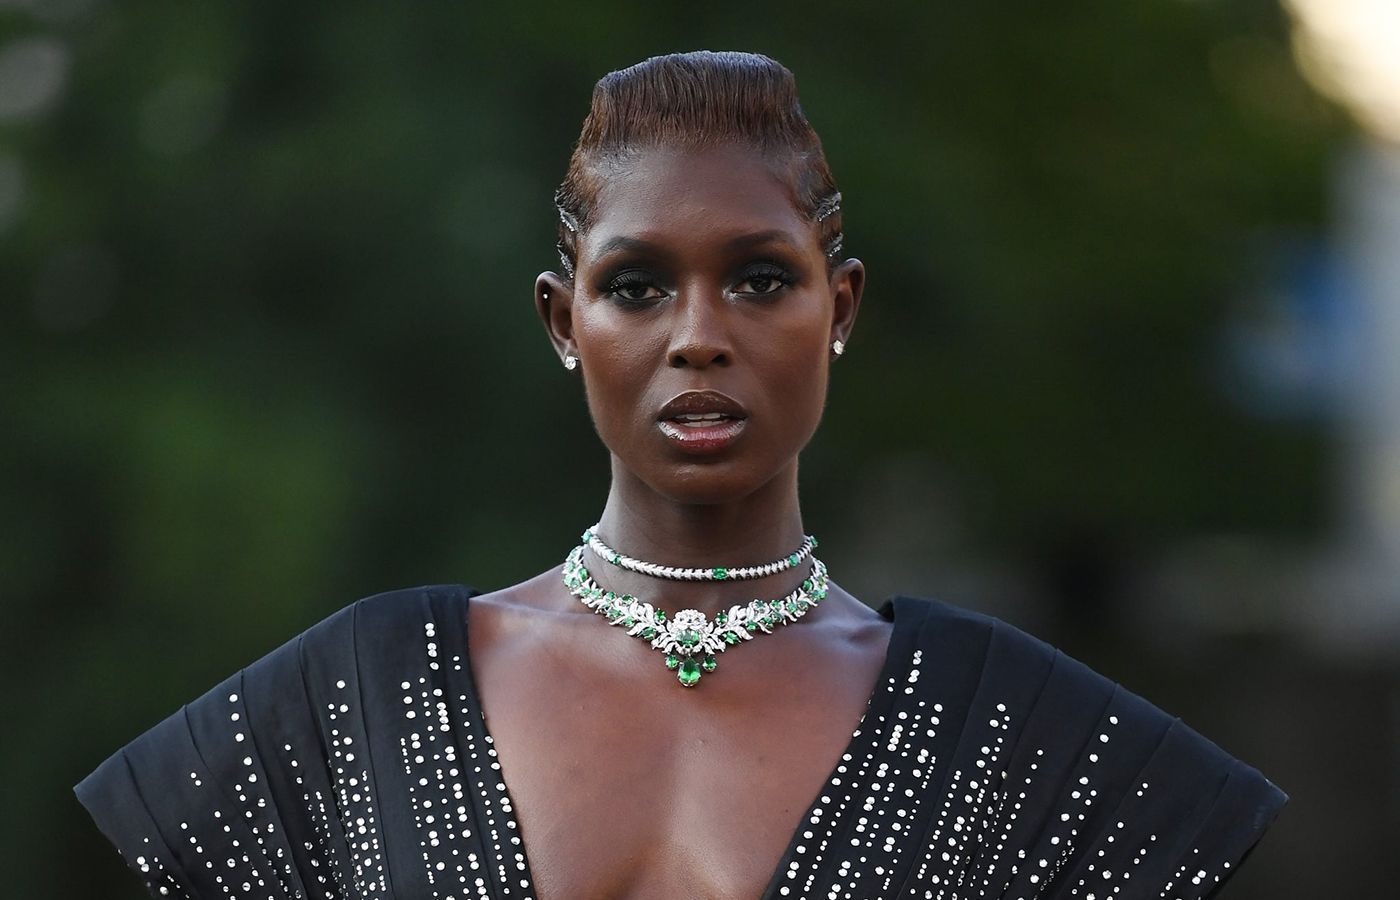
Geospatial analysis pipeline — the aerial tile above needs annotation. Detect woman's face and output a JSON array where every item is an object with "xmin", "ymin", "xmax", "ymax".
[{"xmin": 538, "ymin": 143, "xmax": 862, "ymax": 505}]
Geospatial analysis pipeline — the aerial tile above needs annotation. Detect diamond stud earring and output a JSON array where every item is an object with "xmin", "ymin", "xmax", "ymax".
[
  {"xmin": 564, "ymin": 354, "xmax": 578, "ymax": 371},
  {"xmin": 832, "ymin": 339, "xmax": 845, "ymax": 356}
]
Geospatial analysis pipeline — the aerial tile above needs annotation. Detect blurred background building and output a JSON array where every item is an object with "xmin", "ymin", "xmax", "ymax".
[{"xmin": 1, "ymin": 0, "xmax": 1396, "ymax": 896}]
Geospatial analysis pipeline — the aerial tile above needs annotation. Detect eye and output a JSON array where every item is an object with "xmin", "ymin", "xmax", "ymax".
[
  {"xmin": 733, "ymin": 263, "xmax": 793, "ymax": 298},
  {"xmin": 602, "ymin": 271, "xmax": 668, "ymax": 308}
]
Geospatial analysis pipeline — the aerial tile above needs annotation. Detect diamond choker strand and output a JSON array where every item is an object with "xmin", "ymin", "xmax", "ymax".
[
  {"xmin": 582, "ymin": 524, "xmax": 817, "ymax": 582},
  {"xmin": 561, "ymin": 543, "xmax": 829, "ymax": 687}
]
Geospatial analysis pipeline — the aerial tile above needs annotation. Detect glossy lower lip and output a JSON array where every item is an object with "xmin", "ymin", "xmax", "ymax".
[{"xmin": 656, "ymin": 417, "xmax": 747, "ymax": 454}]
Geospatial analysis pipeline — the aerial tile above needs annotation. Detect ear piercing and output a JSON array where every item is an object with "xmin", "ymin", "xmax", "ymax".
[
  {"xmin": 564, "ymin": 354, "xmax": 578, "ymax": 370},
  {"xmin": 832, "ymin": 340, "xmax": 845, "ymax": 356}
]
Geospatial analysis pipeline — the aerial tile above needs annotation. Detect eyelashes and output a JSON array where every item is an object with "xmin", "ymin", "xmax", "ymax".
[
  {"xmin": 599, "ymin": 262, "xmax": 796, "ymax": 310},
  {"xmin": 603, "ymin": 271, "xmax": 667, "ymax": 307},
  {"xmin": 733, "ymin": 262, "xmax": 792, "ymax": 297}
]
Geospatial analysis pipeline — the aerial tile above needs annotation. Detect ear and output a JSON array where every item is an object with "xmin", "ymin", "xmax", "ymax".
[
  {"xmin": 535, "ymin": 271, "xmax": 577, "ymax": 366},
  {"xmin": 828, "ymin": 257, "xmax": 865, "ymax": 352}
]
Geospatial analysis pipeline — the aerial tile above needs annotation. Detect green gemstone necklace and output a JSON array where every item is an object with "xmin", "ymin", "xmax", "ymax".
[{"xmin": 561, "ymin": 542, "xmax": 829, "ymax": 687}]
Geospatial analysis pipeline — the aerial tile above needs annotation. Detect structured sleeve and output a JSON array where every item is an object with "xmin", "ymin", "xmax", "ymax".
[
  {"xmin": 76, "ymin": 744, "xmax": 200, "ymax": 899},
  {"xmin": 76, "ymin": 593, "xmax": 409, "ymax": 900},
  {"xmin": 771, "ymin": 596, "xmax": 1286, "ymax": 900},
  {"xmin": 908, "ymin": 598, "xmax": 1287, "ymax": 899},
  {"xmin": 75, "ymin": 583, "xmax": 539, "ymax": 900}
]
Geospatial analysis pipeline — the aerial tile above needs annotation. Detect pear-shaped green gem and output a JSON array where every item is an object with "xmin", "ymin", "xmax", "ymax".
[
  {"xmin": 677, "ymin": 658, "xmax": 702, "ymax": 687},
  {"xmin": 664, "ymin": 654, "xmax": 680, "ymax": 670},
  {"xmin": 701, "ymin": 655, "xmax": 717, "ymax": 672}
]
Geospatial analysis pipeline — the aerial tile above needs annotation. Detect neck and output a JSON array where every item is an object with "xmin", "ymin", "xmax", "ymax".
[{"xmin": 580, "ymin": 458, "xmax": 810, "ymax": 617}]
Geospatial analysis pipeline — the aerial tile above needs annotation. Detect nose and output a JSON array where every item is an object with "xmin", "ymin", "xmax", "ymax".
[{"xmin": 666, "ymin": 292, "xmax": 732, "ymax": 369}]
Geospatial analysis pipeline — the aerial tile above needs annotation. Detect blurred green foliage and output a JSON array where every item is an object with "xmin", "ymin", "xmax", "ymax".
[{"xmin": 0, "ymin": 1, "xmax": 1342, "ymax": 896}]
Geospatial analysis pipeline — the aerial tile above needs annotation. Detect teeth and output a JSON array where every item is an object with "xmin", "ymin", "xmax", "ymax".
[{"xmin": 674, "ymin": 413, "xmax": 728, "ymax": 422}]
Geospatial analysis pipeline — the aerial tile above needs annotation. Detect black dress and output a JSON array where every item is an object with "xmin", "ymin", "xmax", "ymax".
[{"xmin": 76, "ymin": 586, "xmax": 1286, "ymax": 899}]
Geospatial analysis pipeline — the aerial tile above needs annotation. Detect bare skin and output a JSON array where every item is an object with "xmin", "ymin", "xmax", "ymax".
[{"xmin": 468, "ymin": 143, "xmax": 893, "ymax": 899}]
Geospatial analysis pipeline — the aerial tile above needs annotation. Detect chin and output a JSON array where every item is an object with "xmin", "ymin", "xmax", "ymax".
[{"xmin": 643, "ymin": 459, "xmax": 790, "ymax": 507}]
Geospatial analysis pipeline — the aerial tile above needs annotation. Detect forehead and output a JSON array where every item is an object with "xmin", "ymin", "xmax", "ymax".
[{"xmin": 580, "ymin": 144, "xmax": 812, "ymax": 260}]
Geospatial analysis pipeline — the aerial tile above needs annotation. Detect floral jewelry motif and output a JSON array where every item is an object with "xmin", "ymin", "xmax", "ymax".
[
  {"xmin": 582, "ymin": 525, "xmax": 817, "ymax": 582},
  {"xmin": 561, "ymin": 544, "xmax": 829, "ymax": 687}
]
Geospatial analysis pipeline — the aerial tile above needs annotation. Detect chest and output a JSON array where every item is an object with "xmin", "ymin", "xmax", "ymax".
[{"xmin": 469, "ymin": 620, "xmax": 888, "ymax": 899}]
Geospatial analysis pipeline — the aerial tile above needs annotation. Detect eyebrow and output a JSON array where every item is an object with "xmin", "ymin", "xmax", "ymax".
[
  {"xmin": 594, "ymin": 235, "xmax": 658, "ymax": 257},
  {"xmin": 592, "ymin": 228, "xmax": 802, "ymax": 259},
  {"xmin": 723, "ymin": 229, "xmax": 799, "ymax": 252}
]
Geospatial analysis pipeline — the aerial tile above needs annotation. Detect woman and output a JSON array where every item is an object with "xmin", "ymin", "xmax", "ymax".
[{"xmin": 77, "ymin": 51, "xmax": 1285, "ymax": 899}]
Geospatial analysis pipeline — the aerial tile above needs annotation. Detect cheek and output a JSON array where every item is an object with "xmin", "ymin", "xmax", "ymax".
[
  {"xmin": 751, "ymin": 311, "xmax": 832, "ymax": 427},
  {"xmin": 575, "ymin": 309, "xmax": 667, "ymax": 425}
]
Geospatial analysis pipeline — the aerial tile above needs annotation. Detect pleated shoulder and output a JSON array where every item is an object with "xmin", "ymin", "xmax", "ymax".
[
  {"xmin": 78, "ymin": 588, "xmax": 1285, "ymax": 900},
  {"xmin": 764, "ymin": 595, "xmax": 1287, "ymax": 899},
  {"xmin": 75, "ymin": 584, "xmax": 533, "ymax": 900}
]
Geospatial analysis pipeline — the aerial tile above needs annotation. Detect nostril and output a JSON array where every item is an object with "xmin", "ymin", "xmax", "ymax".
[{"xmin": 668, "ymin": 346, "xmax": 729, "ymax": 368}]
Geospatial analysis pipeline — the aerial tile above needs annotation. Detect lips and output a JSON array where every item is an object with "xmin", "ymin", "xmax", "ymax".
[{"xmin": 656, "ymin": 390, "xmax": 748, "ymax": 454}]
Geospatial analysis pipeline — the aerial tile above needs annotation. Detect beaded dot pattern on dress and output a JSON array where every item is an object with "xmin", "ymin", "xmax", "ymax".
[{"xmin": 76, "ymin": 588, "xmax": 1283, "ymax": 900}]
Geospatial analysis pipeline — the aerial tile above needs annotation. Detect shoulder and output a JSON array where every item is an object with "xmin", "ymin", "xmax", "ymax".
[
  {"xmin": 865, "ymin": 593, "xmax": 1286, "ymax": 893},
  {"xmin": 299, "ymin": 582, "xmax": 478, "ymax": 648},
  {"xmin": 74, "ymin": 583, "xmax": 480, "ymax": 900},
  {"xmin": 85, "ymin": 581, "xmax": 478, "ymax": 764},
  {"xmin": 76, "ymin": 581, "xmax": 478, "ymax": 765},
  {"xmin": 880, "ymin": 593, "xmax": 1065, "ymax": 690},
  {"xmin": 886, "ymin": 593, "xmax": 1278, "ymax": 778}
]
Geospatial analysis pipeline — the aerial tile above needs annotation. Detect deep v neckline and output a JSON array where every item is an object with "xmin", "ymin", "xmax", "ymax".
[{"xmin": 457, "ymin": 592, "xmax": 910, "ymax": 900}]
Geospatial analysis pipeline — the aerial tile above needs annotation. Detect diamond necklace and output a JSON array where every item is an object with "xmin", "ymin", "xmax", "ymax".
[
  {"xmin": 583, "ymin": 524, "xmax": 817, "ymax": 582},
  {"xmin": 561, "ymin": 543, "xmax": 829, "ymax": 687}
]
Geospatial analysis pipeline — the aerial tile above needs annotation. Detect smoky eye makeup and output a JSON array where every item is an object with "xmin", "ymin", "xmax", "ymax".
[
  {"xmin": 596, "ymin": 267, "xmax": 670, "ymax": 308},
  {"xmin": 732, "ymin": 260, "xmax": 798, "ymax": 296}
]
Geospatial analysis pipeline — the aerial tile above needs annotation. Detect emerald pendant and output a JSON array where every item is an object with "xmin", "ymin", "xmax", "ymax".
[{"xmin": 677, "ymin": 658, "xmax": 702, "ymax": 687}]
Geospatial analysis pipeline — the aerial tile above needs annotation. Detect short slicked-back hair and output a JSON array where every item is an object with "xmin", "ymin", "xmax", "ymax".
[{"xmin": 554, "ymin": 51, "xmax": 843, "ymax": 278}]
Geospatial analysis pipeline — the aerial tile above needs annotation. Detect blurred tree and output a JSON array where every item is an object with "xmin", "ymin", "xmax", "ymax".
[{"xmin": 0, "ymin": 1, "xmax": 1344, "ymax": 896}]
